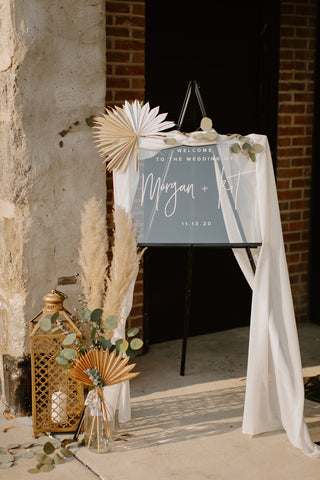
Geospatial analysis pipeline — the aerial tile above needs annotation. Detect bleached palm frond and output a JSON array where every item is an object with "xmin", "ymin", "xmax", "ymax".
[
  {"xmin": 93, "ymin": 100, "xmax": 175, "ymax": 173},
  {"xmin": 124, "ymin": 101, "xmax": 175, "ymax": 137}
]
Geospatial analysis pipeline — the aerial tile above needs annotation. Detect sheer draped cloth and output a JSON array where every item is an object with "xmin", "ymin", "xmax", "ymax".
[{"xmin": 111, "ymin": 132, "xmax": 320, "ymax": 456}]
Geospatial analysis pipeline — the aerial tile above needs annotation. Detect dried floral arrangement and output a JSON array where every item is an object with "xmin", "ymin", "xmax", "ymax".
[
  {"xmin": 39, "ymin": 198, "xmax": 145, "ymax": 367},
  {"xmin": 34, "ymin": 198, "xmax": 145, "ymax": 455}
]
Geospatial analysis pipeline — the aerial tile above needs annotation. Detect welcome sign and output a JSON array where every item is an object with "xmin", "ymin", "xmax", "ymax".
[{"xmin": 131, "ymin": 144, "xmax": 261, "ymax": 246}]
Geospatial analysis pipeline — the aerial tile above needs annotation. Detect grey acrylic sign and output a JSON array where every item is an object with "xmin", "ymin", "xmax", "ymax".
[{"xmin": 131, "ymin": 145, "xmax": 261, "ymax": 246}]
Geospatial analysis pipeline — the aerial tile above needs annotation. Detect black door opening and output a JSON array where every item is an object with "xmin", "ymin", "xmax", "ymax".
[{"xmin": 144, "ymin": 0, "xmax": 280, "ymax": 345}]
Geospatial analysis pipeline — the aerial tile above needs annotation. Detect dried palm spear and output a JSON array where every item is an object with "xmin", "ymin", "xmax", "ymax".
[{"xmin": 69, "ymin": 348, "xmax": 139, "ymax": 387}]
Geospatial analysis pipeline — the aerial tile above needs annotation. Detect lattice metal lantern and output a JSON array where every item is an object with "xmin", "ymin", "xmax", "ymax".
[{"xmin": 30, "ymin": 290, "xmax": 84, "ymax": 436}]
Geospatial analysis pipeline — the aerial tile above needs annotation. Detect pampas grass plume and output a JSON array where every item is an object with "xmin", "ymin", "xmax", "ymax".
[
  {"xmin": 78, "ymin": 197, "xmax": 108, "ymax": 310},
  {"xmin": 103, "ymin": 206, "xmax": 145, "ymax": 330}
]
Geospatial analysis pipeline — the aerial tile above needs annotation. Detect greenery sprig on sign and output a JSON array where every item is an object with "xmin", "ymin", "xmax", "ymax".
[{"xmin": 229, "ymin": 135, "xmax": 264, "ymax": 162}]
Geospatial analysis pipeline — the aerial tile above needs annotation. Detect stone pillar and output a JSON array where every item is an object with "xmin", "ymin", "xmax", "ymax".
[{"xmin": 0, "ymin": 0, "xmax": 106, "ymax": 413}]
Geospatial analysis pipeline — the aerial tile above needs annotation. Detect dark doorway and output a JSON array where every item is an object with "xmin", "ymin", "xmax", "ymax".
[
  {"xmin": 144, "ymin": 0, "xmax": 280, "ymax": 345},
  {"xmin": 310, "ymin": 5, "xmax": 320, "ymax": 325}
]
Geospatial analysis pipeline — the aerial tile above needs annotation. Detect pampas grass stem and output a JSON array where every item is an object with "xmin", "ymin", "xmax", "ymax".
[
  {"xmin": 103, "ymin": 206, "xmax": 145, "ymax": 331},
  {"xmin": 78, "ymin": 197, "xmax": 108, "ymax": 310}
]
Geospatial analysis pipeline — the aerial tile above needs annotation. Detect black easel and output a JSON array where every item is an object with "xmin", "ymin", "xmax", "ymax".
[{"xmin": 178, "ymin": 81, "xmax": 258, "ymax": 376}]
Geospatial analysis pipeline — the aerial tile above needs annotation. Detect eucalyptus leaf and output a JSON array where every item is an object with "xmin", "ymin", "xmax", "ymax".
[
  {"xmin": 125, "ymin": 346, "xmax": 138, "ymax": 358},
  {"xmin": 230, "ymin": 143, "xmax": 241, "ymax": 154},
  {"xmin": 239, "ymin": 136, "xmax": 250, "ymax": 143},
  {"xmin": 0, "ymin": 453, "xmax": 14, "ymax": 464},
  {"xmin": 200, "ymin": 116, "xmax": 213, "ymax": 132},
  {"xmin": 0, "ymin": 462, "xmax": 13, "ymax": 468},
  {"xmin": 39, "ymin": 464, "xmax": 54, "ymax": 472},
  {"xmin": 51, "ymin": 312, "xmax": 60, "ymax": 322},
  {"xmin": 22, "ymin": 451, "xmax": 35, "ymax": 459},
  {"xmin": 49, "ymin": 438, "xmax": 61, "ymax": 448},
  {"xmin": 106, "ymin": 315, "xmax": 118, "ymax": 330},
  {"xmin": 101, "ymin": 337, "xmax": 112, "ymax": 351},
  {"xmin": 53, "ymin": 453, "xmax": 65, "ymax": 464},
  {"xmin": 22, "ymin": 442, "xmax": 34, "ymax": 449},
  {"xmin": 253, "ymin": 143, "xmax": 264, "ymax": 153},
  {"xmin": 35, "ymin": 453, "xmax": 47, "ymax": 464},
  {"xmin": 130, "ymin": 338, "xmax": 143, "ymax": 350},
  {"xmin": 56, "ymin": 355, "xmax": 69, "ymax": 365},
  {"xmin": 42, "ymin": 455, "xmax": 53, "ymax": 465},
  {"xmin": 60, "ymin": 447, "xmax": 74, "ymax": 458},
  {"xmin": 90, "ymin": 327, "xmax": 97, "ymax": 340},
  {"xmin": 6, "ymin": 443, "xmax": 20, "ymax": 449},
  {"xmin": 62, "ymin": 333, "xmax": 77, "ymax": 345},
  {"xmin": 28, "ymin": 467, "xmax": 40, "ymax": 474},
  {"xmin": 205, "ymin": 131, "xmax": 218, "ymax": 141},
  {"xmin": 192, "ymin": 133, "xmax": 206, "ymax": 140},
  {"xmin": 80, "ymin": 308, "xmax": 91, "ymax": 321},
  {"xmin": 127, "ymin": 327, "xmax": 139, "ymax": 337},
  {"xmin": 90, "ymin": 309, "xmax": 102, "ymax": 324},
  {"xmin": 36, "ymin": 436, "xmax": 50, "ymax": 445},
  {"xmin": 242, "ymin": 143, "xmax": 253, "ymax": 154},
  {"xmin": 40, "ymin": 317, "xmax": 52, "ymax": 331},
  {"xmin": 164, "ymin": 137, "xmax": 177, "ymax": 146},
  {"xmin": 43, "ymin": 442, "xmax": 55, "ymax": 455},
  {"xmin": 116, "ymin": 338, "xmax": 129, "ymax": 353},
  {"xmin": 61, "ymin": 348, "xmax": 77, "ymax": 360},
  {"xmin": 249, "ymin": 152, "xmax": 256, "ymax": 162}
]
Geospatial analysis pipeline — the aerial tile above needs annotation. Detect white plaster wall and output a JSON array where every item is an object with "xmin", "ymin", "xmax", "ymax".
[{"xmin": 0, "ymin": 0, "xmax": 106, "ymax": 401}]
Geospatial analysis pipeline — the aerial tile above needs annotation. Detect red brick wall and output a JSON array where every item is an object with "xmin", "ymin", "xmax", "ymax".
[
  {"xmin": 106, "ymin": 1, "xmax": 145, "ymax": 106},
  {"xmin": 277, "ymin": 0, "xmax": 317, "ymax": 322},
  {"xmin": 105, "ymin": 1, "xmax": 145, "ymax": 334}
]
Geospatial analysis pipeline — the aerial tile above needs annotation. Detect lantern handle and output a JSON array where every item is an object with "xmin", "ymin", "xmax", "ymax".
[{"xmin": 52, "ymin": 289, "xmax": 68, "ymax": 300}]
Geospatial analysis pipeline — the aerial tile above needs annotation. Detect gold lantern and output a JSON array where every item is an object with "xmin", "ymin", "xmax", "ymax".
[{"xmin": 30, "ymin": 290, "xmax": 84, "ymax": 436}]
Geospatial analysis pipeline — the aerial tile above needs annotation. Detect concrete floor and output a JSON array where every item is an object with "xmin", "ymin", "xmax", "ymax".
[{"xmin": 1, "ymin": 323, "xmax": 320, "ymax": 479}]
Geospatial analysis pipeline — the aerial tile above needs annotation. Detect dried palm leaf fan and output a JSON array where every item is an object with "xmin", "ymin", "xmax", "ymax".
[
  {"xmin": 93, "ymin": 105, "xmax": 138, "ymax": 173},
  {"xmin": 70, "ymin": 348, "xmax": 139, "ymax": 452},
  {"xmin": 69, "ymin": 347, "xmax": 139, "ymax": 387},
  {"xmin": 93, "ymin": 100, "xmax": 175, "ymax": 173}
]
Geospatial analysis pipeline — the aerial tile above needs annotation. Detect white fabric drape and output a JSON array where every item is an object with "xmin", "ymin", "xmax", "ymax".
[
  {"xmin": 111, "ymin": 131, "xmax": 320, "ymax": 456},
  {"xmin": 216, "ymin": 134, "xmax": 320, "ymax": 456}
]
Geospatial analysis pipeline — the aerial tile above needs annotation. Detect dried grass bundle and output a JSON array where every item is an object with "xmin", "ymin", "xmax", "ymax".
[
  {"xmin": 78, "ymin": 197, "xmax": 108, "ymax": 310},
  {"xmin": 103, "ymin": 206, "xmax": 145, "ymax": 331},
  {"xmin": 69, "ymin": 348, "xmax": 139, "ymax": 387}
]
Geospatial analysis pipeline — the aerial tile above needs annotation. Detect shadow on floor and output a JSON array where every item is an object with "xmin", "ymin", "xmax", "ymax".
[{"xmin": 118, "ymin": 384, "xmax": 245, "ymax": 451}]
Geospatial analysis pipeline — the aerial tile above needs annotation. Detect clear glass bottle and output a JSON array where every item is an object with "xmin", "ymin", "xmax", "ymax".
[{"xmin": 84, "ymin": 387, "xmax": 114, "ymax": 453}]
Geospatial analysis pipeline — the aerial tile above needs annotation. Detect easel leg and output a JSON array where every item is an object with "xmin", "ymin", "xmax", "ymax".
[
  {"xmin": 180, "ymin": 246, "xmax": 193, "ymax": 376},
  {"xmin": 245, "ymin": 246, "xmax": 256, "ymax": 274}
]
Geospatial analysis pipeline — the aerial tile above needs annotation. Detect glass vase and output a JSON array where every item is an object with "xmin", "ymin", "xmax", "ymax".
[{"xmin": 84, "ymin": 387, "xmax": 114, "ymax": 453}]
